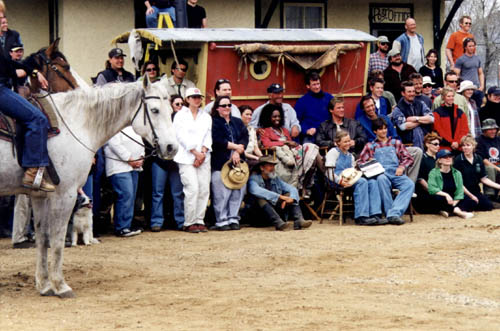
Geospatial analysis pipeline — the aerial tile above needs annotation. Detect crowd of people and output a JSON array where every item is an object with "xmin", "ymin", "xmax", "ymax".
[{"xmin": 2, "ymin": 9, "xmax": 500, "ymax": 249}]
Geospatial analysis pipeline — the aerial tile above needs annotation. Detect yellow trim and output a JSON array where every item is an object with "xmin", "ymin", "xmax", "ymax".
[
  {"xmin": 363, "ymin": 43, "xmax": 370, "ymax": 94},
  {"xmin": 198, "ymin": 43, "xmax": 209, "ymax": 107},
  {"xmin": 249, "ymin": 60, "xmax": 272, "ymax": 80}
]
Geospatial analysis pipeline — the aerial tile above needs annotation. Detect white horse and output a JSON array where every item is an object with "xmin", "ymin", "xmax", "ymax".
[{"xmin": 0, "ymin": 77, "xmax": 177, "ymax": 298}]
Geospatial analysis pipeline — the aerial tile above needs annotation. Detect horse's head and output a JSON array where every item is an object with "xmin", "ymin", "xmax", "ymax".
[
  {"xmin": 27, "ymin": 38, "xmax": 78, "ymax": 93},
  {"xmin": 131, "ymin": 75, "xmax": 178, "ymax": 160},
  {"xmin": 128, "ymin": 30, "xmax": 143, "ymax": 72}
]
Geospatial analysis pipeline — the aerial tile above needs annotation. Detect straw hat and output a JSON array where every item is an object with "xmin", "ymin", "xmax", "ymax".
[
  {"xmin": 220, "ymin": 160, "xmax": 249, "ymax": 190},
  {"xmin": 339, "ymin": 168, "xmax": 362, "ymax": 186}
]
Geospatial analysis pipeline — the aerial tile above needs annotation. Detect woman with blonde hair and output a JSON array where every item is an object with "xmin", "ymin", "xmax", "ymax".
[{"xmin": 453, "ymin": 134, "xmax": 500, "ymax": 211}]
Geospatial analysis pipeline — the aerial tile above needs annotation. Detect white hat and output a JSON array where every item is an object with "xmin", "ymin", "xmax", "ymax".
[
  {"xmin": 339, "ymin": 168, "xmax": 362, "ymax": 186},
  {"xmin": 185, "ymin": 87, "xmax": 203, "ymax": 98},
  {"xmin": 422, "ymin": 76, "xmax": 435, "ymax": 86},
  {"xmin": 458, "ymin": 80, "xmax": 477, "ymax": 93}
]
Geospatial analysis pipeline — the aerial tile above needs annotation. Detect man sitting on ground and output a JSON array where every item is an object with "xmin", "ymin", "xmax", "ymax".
[
  {"xmin": 247, "ymin": 155, "xmax": 312, "ymax": 231},
  {"xmin": 476, "ymin": 118, "xmax": 500, "ymax": 200},
  {"xmin": 359, "ymin": 118, "xmax": 415, "ymax": 225}
]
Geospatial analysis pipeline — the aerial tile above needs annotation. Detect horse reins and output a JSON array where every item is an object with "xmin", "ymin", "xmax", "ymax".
[
  {"xmin": 42, "ymin": 87, "xmax": 162, "ymax": 163},
  {"xmin": 37, "ymin": 52, "xmax": 77, "ymax": 91}
]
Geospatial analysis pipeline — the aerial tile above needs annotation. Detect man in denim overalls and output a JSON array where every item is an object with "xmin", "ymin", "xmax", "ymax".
[{"xmin": 359, "ymin": 118, "xmax": 415, "ymax": 225}]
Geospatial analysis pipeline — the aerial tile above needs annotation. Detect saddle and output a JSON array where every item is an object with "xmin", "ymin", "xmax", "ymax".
[{"xmin": 0, "ymin": 86, "xmax": 61, "ymax": 184}]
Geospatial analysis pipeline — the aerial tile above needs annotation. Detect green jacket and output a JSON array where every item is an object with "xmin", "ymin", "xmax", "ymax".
[{"xmin": 427, "ymin": 167, "xmax": 464, "ymax": 200}]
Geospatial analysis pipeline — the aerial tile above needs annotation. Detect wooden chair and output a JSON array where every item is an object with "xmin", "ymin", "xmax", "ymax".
[{"xmin": 319, "ymin": 167, "xmax": 354, "ymax": 225}]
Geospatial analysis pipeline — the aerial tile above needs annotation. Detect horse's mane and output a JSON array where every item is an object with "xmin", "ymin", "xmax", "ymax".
[{"xmin": 56, "ymin": 82, "xmax": 143, "ymax": 137}]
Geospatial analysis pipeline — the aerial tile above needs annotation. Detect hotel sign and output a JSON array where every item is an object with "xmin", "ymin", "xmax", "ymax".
[{"xmin": 371, "ymin": 6, "xmax": 412, "ymax": 24}]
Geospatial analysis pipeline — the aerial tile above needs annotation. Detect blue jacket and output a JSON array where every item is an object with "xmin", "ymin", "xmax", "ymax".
[
  {"xmin": 357, "ymin": 113, "xmax": 399, "ymax": 142},
  {"xmin": 354, "ymin": 95, "xmax": 390, "ymax": 120},
  {"xmin": 394, "ymin": 33, "xmax": 425, "ymax": 65},
  {"xmin": 248, "ymin": 173, "xmax": 300, "ymax": 206},
  {"xmin": 295, "ymin": 90, "xmax": 333, "ymax": 136}
]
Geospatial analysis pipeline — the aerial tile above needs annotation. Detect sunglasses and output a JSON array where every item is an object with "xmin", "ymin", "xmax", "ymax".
[
  {"xmin": 175, "ymin": 67, "xmax": 187, "ymax": 72},
  {"xmin": 145, "ymin": 68, "xmax": 157, "ymax": 72},
  {"xmin": 464, "ymin": 22, "xmax": 472, "ymax": 25},
  {"xmin": 217, "ymin": 78, "xmax": 230, "ymax": 84},
  {"xmin": 423, "ymin": 84, "xmax": 433, "ymax": 88},
  {"xmin": 219, "ymin": 103, "xmax": 232, "ymax": 108},
  {"xmin": 441, "ymin": 155, "xmax": 453, "ymax": 159},
  {"xmin": 447, "ymin": 80, "xmax": 458, "ymax": 84},
  {"xmin": 173, "ymin": 102, "xmax": 183, "ymax": 107},
  {"xmin": 379, "ymin": 42, "xmax": 389, "ymax": 46},
  {"xmin": 428, "ymin": 142, "xmax": 440, "ymax": 146}
]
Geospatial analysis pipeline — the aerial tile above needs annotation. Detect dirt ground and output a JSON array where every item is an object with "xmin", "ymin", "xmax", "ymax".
[{"xmin": 1, "ymin": 211, "xmax": 499, "ymax": 331}]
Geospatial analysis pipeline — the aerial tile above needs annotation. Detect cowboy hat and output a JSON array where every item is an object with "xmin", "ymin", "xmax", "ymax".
[
  {"xmin": 257, "ymin": 154, "xmax": 278, "ymax": 165},
  {"xmin": 339, "ymin": 168, "xmax": 362, "ymax": 186},
  {"xmin": 221, "ymin": 160, "xmax": 249, "ymax": 190}
]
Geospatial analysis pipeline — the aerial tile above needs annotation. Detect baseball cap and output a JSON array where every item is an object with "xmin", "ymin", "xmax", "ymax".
[
  {"xmin": 387, "ymin": 48, "xmax": 401, "ymax": 58},
  {"xmin": 185, "ymin": 87, "xmax": 203, "ymax": 98},
  {"xmin": 267, "ymin": 83, "xmax": 283, "ymax": 93},
  {"xmin": 108, "ymin": 48, "xmax": 126, "ymax": 58},
  {"xmin": 487, "ymin": 86, "xmax": 500, "ymax": 95},
  {"xmin": 377, "ymin": 36, "xmax": 389, "ymax": 43},
  {"xmin": 10, "ymin": 43, "xmax": 23, "ymax": 52}
]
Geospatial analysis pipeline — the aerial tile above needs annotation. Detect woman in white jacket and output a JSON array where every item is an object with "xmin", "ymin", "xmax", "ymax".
[
  {"xmin": 173, "ymin": 88, "xmax": 212, "ymax": 233},
  {"xmin": 104, "ymin": 126, "xmax": 145, "ymax": 237}
]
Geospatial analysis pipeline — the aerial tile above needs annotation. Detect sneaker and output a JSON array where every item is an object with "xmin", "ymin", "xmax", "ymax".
[
  {"xmin": 13, "ymin": 240, "xmax": 36, "ymax": 249},
  {"xmin": 116, "ymin": 228, "xmax": 141, "ymax": 237},
  {"xmin": 387, "ymin": 216, "xmax": 405, "ymax": 225},
  {"xmin": 439, "ymin": 211, "xmax": 449, "ymax": 218},
  {"xmin": 229, "ymin": 223, "xmax": 240, "ymax": 230},
  {"xmin": 462, "ymin": 212, "xmax": 474, "ymax": 219},
  {"xmin": 373, "ymin": 215, "xmax": 389, "ymax": 225},
  {"xmin": 355, "ymin": 217, "xmax": 378, "ymax": 226},
  {"xmin": 210, "ymin": 225, "xmax": 230, "ymax": 231},
  {"xmin": 183, "ymin": 225, "xmax": 200, "ymax": 233}
]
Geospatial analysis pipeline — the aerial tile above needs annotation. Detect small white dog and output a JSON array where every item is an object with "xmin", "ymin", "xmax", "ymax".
[{"xmin": 71, "ymin": 194, "xmax": 100, "ymax": 246}]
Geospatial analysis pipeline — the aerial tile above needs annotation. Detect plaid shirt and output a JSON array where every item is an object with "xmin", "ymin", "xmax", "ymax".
[
  {"xmin": 368, "ymin": 51, "xmax": 389, "ymax": 73},
  {"xmin": 359, "ymin": 137, "xmax": 414, "ymax": 169}
]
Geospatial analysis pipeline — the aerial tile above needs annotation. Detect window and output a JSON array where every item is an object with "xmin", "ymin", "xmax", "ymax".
[
  {"xmin": 283, "ymin": 2, "xmax": 325, "ymax": 29},
  {"xmin": 250, "ymin": 60, "xmax": 272, "ymax": 80}
]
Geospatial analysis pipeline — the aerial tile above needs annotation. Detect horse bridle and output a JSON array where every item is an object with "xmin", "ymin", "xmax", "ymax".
[
  {"xmin": 131, "ymin": 90, "xmax": 163, "ymax": 158},
  {"xmin": 37, "ymin": 51, "xmax": 76, "ymax": 90}
]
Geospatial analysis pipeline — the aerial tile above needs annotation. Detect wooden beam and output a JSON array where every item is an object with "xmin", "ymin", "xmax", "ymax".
[
  {"xmin": 437, "ymin": 0, "xmax": 464, "ymax": 50},
  {"xmin": 255, "ymin": 0, "xmax": 262, "ymax": 28},
  {"xmin": 262, "ymin": 0, "xmax": 280, "ymax": 29}
]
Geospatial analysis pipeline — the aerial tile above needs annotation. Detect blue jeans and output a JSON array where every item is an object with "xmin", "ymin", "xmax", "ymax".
[
  {"xmin": 0, "ymin": 84, "xmax": 49, "ymax": 167},
  {"xmin": 353, "ymin": 177, "xmax": 382, "ymax": 219},
  {"xmin": 110, "ymin": 171, "xmax": 139, "ymax": 232},
  {"xmin": 151, "ymin": 161, "xmax": 185, "ymax": 229},
  {"xmin": 377, "ymin": 173, "xmax": 414, "ymax": 218},
  {"xmin": 146, "ymin": 6, "xmax": 176, "ymax": 28}
]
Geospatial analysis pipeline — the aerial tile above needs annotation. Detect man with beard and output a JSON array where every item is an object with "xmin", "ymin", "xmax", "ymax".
[
  {"xmin": 295, "ymin": 71, "xmax": 334, "ymax": 143},
  {"xmin": 250, "ymin": 83, "xmax": 301, "ymax": 138},
  {"xmin": 480, "ymin": 86, "xmax": 500, "ymax": 125},
  {"xmin": 392, "ymin": 18, "xmax": 425, "ymax": 71},
  {"xmin": 391, "ymin": 81, "xmax": 434, "ymax": 150},
  {"xmin": 383, "ymin": 48, "xmax": 416, "ymax": 103},
  {"xmin": 247, "ymin": 155, "xmax": 312, "ymax": 231},
  {"xmin": 368, "ymin": 35, "xmax": 390, "ymax": 73},
  {"xmin": 410, "ymin": 72, "xmax": 432, "ymax": 109}
]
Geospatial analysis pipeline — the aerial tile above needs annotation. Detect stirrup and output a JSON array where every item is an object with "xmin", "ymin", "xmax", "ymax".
[{"xmin": 32, "ymin": 167, "xmax": 45, "ymax": 190}]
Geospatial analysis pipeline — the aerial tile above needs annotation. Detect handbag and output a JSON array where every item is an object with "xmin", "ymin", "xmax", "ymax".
[{"xmin": 359, "ymin": 159, "xmax": 385, "ymax": 178}]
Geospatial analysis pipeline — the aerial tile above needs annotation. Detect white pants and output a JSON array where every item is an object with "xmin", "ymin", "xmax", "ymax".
[
  {"xmin": 178, "ymin": 161, "xmax": 211, "ymax": 227},
  {"xmin": 12, "ymin": 194, "xmax": 31, "ymax": 244}
]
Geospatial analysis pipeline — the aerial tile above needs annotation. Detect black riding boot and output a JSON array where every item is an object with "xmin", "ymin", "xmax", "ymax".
[
  {"xmin": 290, "ymin": 205, "xmax": 312, "ymax": 230},
  {"xmin": 259, "ymin": 200, "xmax": 290, "ymax": 231}
]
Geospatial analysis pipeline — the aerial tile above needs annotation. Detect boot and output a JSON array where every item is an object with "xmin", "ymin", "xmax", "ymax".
[
  {"xmin": 261, "ymin": 202, "xmax": 291, "ymax": 231},
  {"xmin": 22, "ymin": 168, "xmax": 56, "ymax": 192},
  {"xmin": 291, "ymin": 205, "xmax": 312, "ymax": 230}
]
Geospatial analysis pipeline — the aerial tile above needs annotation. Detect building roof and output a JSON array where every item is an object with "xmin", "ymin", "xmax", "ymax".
[{"xmin": 112, "ymin": 28, "xmax": 377, "ymax": 45}]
